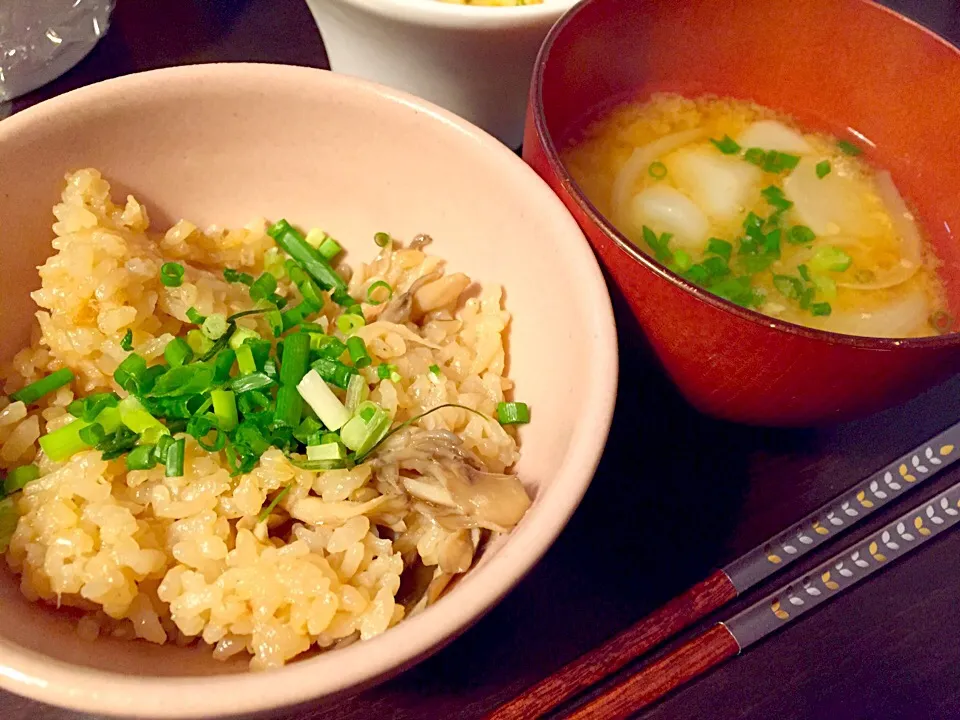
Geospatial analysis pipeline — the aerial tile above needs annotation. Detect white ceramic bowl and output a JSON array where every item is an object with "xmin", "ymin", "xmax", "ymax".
[
  {"xmin": 305, "ymin": 0, "xmax": 578, "ymax": 148},
  {"xmin": 0, "ymin": 63, "xmax": 617, "ymax": 717}
]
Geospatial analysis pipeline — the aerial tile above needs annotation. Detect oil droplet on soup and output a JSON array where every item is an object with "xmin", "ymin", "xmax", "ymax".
[{"xmin": 562, "ymin": 93, "xmax": 948, "ymax": 338}]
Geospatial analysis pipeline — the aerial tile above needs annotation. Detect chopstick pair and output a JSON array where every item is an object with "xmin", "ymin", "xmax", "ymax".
[{"xmin": 488, "ymin": 421, "xmax": 960, "ymax": 720}]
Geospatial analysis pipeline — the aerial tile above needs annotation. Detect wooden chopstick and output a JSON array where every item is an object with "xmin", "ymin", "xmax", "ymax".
[
  {"xmin": 568, "ymin": 474, "xmax": 960, "ymax": 718},
  {"xmin": 488, "ymin": 422, "xmax": 960, "ymax": 720}
]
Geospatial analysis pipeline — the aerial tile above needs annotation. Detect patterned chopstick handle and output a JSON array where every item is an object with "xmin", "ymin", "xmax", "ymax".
[
  {"xmin": 722, "ymin": 423, "xmax": 960, "ymax": 593},
  {"xmin": 724, "ymin": 477, "xmax": 960, "ymax": 649}
]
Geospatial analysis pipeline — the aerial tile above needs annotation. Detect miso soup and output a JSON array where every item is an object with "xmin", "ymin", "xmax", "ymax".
[{"xmin": 563, "ymin": 94, "xmax": 947, "ymax": 338}]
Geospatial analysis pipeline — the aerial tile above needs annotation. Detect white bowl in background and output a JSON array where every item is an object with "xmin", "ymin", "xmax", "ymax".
[
  {"xmin": 305, "ymin": 0, "xmax": 578, "ymax": 148},
  {"xmin": 0, "ymin": 63, "xmax": 617, "ymax": 718}
]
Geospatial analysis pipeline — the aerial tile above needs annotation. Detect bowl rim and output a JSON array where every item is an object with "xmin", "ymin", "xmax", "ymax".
[
  {"xmin": 529, "ymin": 0, "xmax": 960, "ymax": 351},
  {"xmin": 0, "ymin": 62, "xmax": 618, "ymax": 718},
  {"xmin": 317, "ymin": 0, "xmax": 578, "ymax": 28}
]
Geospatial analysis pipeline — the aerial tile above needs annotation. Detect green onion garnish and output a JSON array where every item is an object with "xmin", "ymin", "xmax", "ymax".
[
  {"xmin": 744, "ymin": 148, "xmax": 766, "ymax": 167},
  {"xmin": 376, "ymin": 364, "xmax": 394, "ymax": 381},
  {"xmin": 366, "ymin": 281, "xmax": 393, "ymax": 305},
  {"xmin": 165, "ymin": 437, "xmax": 185, "ymax": 477},
  {"xmin": 311, "ymin": 357, "xmax": 358, "ymax": 390},
  {"xmin": 340, "ymin": 401, "xmax": 391, "ymax": 456},
  {"xmin": 78, "ymin": 423, "xmax": 105, "ymax": 446},
  {"xmin": 762, "ymin": 151, "xmax": 801, "ymax": 173},
  {"xmin": 306, "ymin": 442, "xmax": 346, "ymax": 462},
  {"xmin": 648, "ymin": 161, "xmax": 668, "ymax": 179},
  {"xmin": 223, "ymin": 268, "xmax": 254, "ymax": 285},
  {"xmin": 429, "ymin": 364, "xmax": 441, "ymax": 376},
  {"xmin": 120, "ymin": 329, "xmax": 134, "ymax": 351},
  {"xmin": 235, "ymin": 344, "xmax": 257, "ymax": 376},
  {"xmin": 788, "ymin": 225, "xmax": 816, "ymax": 245},
  {"xmin": 229, "ymin": 372, "xmax": 274, "ymax": 394},
  {"xmin": 344, "ymin": 372, "xmax": 368, "ymax": 413},
  {"xmin": 815, "ymin": 160, "xmax": 832, "ymax": 178},
  {"xmin": 346, "ymin": 336, "xmax": 372, "ymax": 369},
  {"xmin": 201, "ymin": 314, "xmax": 229, "ymax": 340},
  {"xmin": 164, "ymin": 337, "xmax": 194, "ymax": 368},
  {"xmin": 317, "ymin": 236, "xmax": 342, "ymax": 261},
  {"xmin": 211, "ymin": 390, "xmax": 238, "ymax": 432},
  {"xmin": 761, "ymin": 186, "xmax": 793, "ymax": 212},
  {"xmin": 228, "ymin": 327, "xmax": 260, "ymax": 350},
  {"xmin": 280, "ymin": 333, "xmax": 311, "ymax": 386},
  {"xmin": 374, "ymin": 232, "xmax": 391, "ymax": 248},
  {"xmin": 186, "ymin": 329, "xmax": 213, "ymax": 356},
  {"xmin": 336, "ymin": 313, "xmax": 366, "ymax": 335},
  {"xmin": 186, "ymin": 307, "xmax": 205, "ymax": 325},
  {"xmin": 497, "ymin": 401, "xmax": 530, "ymax": 424},
  {"xmin": 311, "ymin": 334, "xmax": 347, "ymax": 360},
  {"xmin": 160, "ymin": 262, "xmax": 185, "ymax": 288},
  {"xmin": 126, "ymin": 445, "xmax": 158, "ymax": 471},
  {"xmin": 672, "ymin": 250, "xmax": 693, "ymax": 273},
  {"xmin": 810, "ymin": 245, "xmax": 853, "ymax": 273},
  {"xmin": 3, "ymin": 464, "xmax": 39, "ymax": 496},
  {"xmin": 297, "ymin": 369, "xmax": 350, "ymax": 431},
  {"xmin": 810, "ymin": 302, "xmax": 832, "ymax": 316},
  {"xmin": 10, "ymin": 368, "xmax": 74, "ymax": 405},
  {"xmin": 710, "ymin": 135, "xmax": 741, "ymax": 155},
  {"xmin": 706, "ymin": 238, "xmax": 733, "ymax": 261},
  {"xmin": 114, "ymin": 354, "xmax": 150, "ymax": 394},
  {"xmin": 773, "ymin": 274, "xmax": 803, "ymax": 300},
  {"xmin": 837, "ymin": 140, "xmax": 862, "ymax": 156},
  {"xmin": 267, "ymin": 220, "xmax": 349, "ymax": 297},
  {"xmin": 249, "ymin": 273, "xmax": 278, "ymax": 302}
]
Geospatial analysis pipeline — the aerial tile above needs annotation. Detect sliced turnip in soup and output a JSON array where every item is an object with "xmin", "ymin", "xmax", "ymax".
[
  {"xmin": 820, "ymin": 287, "xmax": 930, "ymax": 337},
  {"xmin": 737, "ymin": 120, "xmax": 814, "ymax": 155},
  {"xmin": 783, "ymin": 157, "xmax": 884, "ymax": 237},
  {"xmin": 629, "ymin": 185, "xmax": 710, "ymax": 251},
  {"xmin": 669, "ymin": 147, "xmax": 762, "ymax": 222}
]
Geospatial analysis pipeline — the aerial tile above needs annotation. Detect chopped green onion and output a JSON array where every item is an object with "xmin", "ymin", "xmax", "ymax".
[
  {"xmin": 788, "ymin": 225, "xmax": 816, "ymax": 245},
  {"xmin": 344, "ymin": 372, "xmax": 368, "ymax": 413},
  {"xmin": 311, "ymin": 357, "xmax": 358, "ymax": 389},
  {"xmin": 744, "ymin": 147, "xmax": 766, "ymax": 167},
  {"xmin": 376, "ymin": 364, "xmax": 395, "ymax": 381},
  {"xmin": 164, "ymin": 337, "xmax": 194, "ymax": 368},
  {"xmin": 70, "ymin": 393, "xmax": 120, "ymax": 422},
  {"xmin": 249, "ymin": 272, "xmax": 278, "ymax": 302},
  {"xmin": 280, "ymin": 333, "xmax": 311, "ymax": 386},
  {"xmin": 186, "ymin": 329, "xmax": 214, "ymax": 356},
  {"xmin": 211, "ymin": 390, "xmax": 238, "ymax": 432},
  {"xmin": 812, "ymin": 273, "xmax": 837, "ymax": 300},
  {"xmin": 0, "ymin": 497, "xmax": 18, "ymax": 553},
  {"xmin": 773, "ymin": 274, "xmax": 803, "ymax": 300},
  {"xmin": 120, "ymin": 329, "xmax": 134, "ymax": 351},
  {"xmin": 346, "ymin": 336, "xmax": 372, "ymax": 369},
  {"xmin": 149, "ymin": 364, "xmax": 215, "ymax": 397},
  {"xmin": 305, "ymin": 228, "xmax": 326, "ymax": 249},
  {"xmin": 336, "ymin": 313, "xmax": 365, "ymax": 335},
  {"xmin": 118, "ymin": 396, "xmax": 168, "ymax": 441},
  {"xmin": 294, "ymin": 417, "xmax": 323, "ymax": 443},
  {"xmin": 265, "ymin": 309, "xmax": 283, "ymax": 337},
  {"xmin": 155, "ymin": 435, "xmax": 174, "ymax": 462},
  {"xmin": 257, "ymin": 486, "xmax": 291, "ymax": 523},
  {"xmin": 267, "ymin": 220, "xmax": 349, "ymax": 296},
  {"xmin": 165, "ymin": 437, "xmax": 185, "ymax": 477},
  {"xmin": 10, "ymin": 368, "xmax": 74, "ymax": 405},
  {"xmin": 837, "ymin": 139, "xmax": 862, "ymax": 156},
  {"xmin": 186, "ymin": 307, "xmax": 205, "ymax": 325},
  {"xmin": 672, "ymin": 249, "xmax": 693, "ymax": 272},
  {"xmin": 816, "ymin": 160, "xmax": 832, "ymax": 178},
  {"xmin": 761, "ymin": 186, "xmax": 793, "ymax": 212},
  {"xmin": 273, "ymin": 385, "xmax": 302, "ymax": 429},
  {"xmin": 264, "ymin": 248, "xmax": 288, "ymax": 280},
  {"xmin": 810, "ymin": 246, "xmax": 853, "ymax": 273},
  {"xmin": 810, "ymin": 302, "xmax": 832, "ymax": 316},
  {"xmin": 311, "ymin": 334, "xmax": 347, "ymax": 359},
  {"xmin": 3, "ymin": 464, "xmax": 39, "ymax": 496},
  {"xmin": 366, "ymin": 281, "xmax": 393, "ymax": 306},
  {"xmin": 39, "ymin": 419, "xmax": 93, "ymax": 462},
  {"xmin": 235, "ymin": 344, "xmax": 257, "ymax": 376},
  {"xmin": 78, "ymin": 423, "xmax": 105, "ymax": 446},
  {"xmin": 229, "ymin": 372, "xmax": 274, "ymax": 394},
  {"xmin": 306, "ymin": 442, "xmax": 346, "ymax": 461},
  {"xmin": 297, "ymin": 369, "xmax": 350, "ymax": 430},
  {"xmin": 223, "ymin": 268, "xmax": 254, "ymax": 285},
  {"xmin": 281, "ymin": 302, "xmax": 313, "ymax": 332},
  {"xmin": 340, "ymin": 401, "xmax": 391, "ymax": 455},
  {"xmin": 318, "ymin": 236, "xmax": 342, "ymax": 261},
  {"xmin": 798, "ymin": 263, "xmax": 811, "ymax": 282},
  {"xmin": 429, "ymin": 364, "xmax": 441, "ymax": 376},
  {"xmin": 126, "ymin": 445, "xmax": 158, "ymax": 471},
  {"xmin": 160, "ymin": 262, "xmax": 185, "ymax": 288},
  {"xmin": 648, "ymin": 161, "xmax": 668, "ymax": 179},
  {"xmin": 762, "ymin": 151, "xmax": 801, "ymax": 173},
  {"xmin": 710, "ymin": 135, "xmax": 741, "ymax": 154},
  {"xmin": 114, "ymin": 354, "xmax": 149, "ymax": 394},
  {"xmin": 201, "ymin": 313, "xmax": 229, "ymax": 340},
  {"xmin": 228, "ymin": 327, "xmax": 260, "ymax": 350},
  {"xmin": 497, "ymin": 401, "xmax": 530, "ymax": 424},
  {"xmin": 706, "ymin": 238, "xmax": 732, "ymax": 261},
  {"xmin": 186, "ymin": 414, "xmax": 226, "ymax": 452},
  {"xmin": 374, "ymin": 231, "xmax": 391, "ymax": 248}
]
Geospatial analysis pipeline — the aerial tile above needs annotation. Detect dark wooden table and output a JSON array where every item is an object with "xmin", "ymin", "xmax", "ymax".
[{"xmin": 4, "ymin": 1, "xmax": 960, "ymax": 718}]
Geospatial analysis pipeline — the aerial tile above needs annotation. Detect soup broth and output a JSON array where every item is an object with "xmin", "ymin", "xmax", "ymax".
[{"xmin": 563, "ymin": 94, "xmax": 947, "ymax": 338}]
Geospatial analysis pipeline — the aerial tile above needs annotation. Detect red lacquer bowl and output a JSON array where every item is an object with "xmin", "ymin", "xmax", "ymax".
[{"xmin": 523, "ymin": 0, "xmax": 960, "ymax": 426}]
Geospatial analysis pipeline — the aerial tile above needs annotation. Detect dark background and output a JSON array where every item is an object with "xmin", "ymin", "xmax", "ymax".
[{"xmin": 5, "ymin": 1, "xmax": 960, "ymax": 718}]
